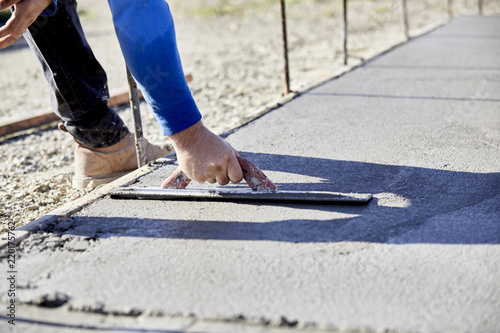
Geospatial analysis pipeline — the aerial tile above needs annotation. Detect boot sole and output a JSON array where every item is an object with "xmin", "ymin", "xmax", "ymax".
[{"xmin": 72, "ymin": 170, "xmax": 134, "ymax": 190}]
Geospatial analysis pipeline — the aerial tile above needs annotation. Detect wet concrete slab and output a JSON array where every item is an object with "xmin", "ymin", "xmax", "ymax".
[{"xmin": 2, "ymin": 15, "xmax": 500, "ymax": 333}]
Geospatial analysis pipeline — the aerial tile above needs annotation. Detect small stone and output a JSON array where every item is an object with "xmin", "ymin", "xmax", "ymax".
[
  {"xmin": 27, "ymin": 204, "xmax": 39, "ymax": 211},
  {"xmin": 33, "ymin": 184, "xmax": 50, "ymax": 193}
]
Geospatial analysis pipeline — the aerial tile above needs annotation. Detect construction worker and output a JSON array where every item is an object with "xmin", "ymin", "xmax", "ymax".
[{"xmin": 0, "ymin": 0, "xmax": 244, "ymax": 189}]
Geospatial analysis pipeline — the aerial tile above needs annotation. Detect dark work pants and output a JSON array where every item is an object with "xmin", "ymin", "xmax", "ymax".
[{"xmin": 23, "ymin": 0, "xmax": 129, "ymax": 148}]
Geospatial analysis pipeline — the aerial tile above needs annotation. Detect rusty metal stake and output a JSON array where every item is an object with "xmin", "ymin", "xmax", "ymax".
[
  {"xmin": 343, "ymin": 0, "xmax": 348, "ymax": 65},
  {"xmin": 401, "ymin": 0, "xmax": 410, "ymax": 39},
  {"xmin": 126, "ymin": 66, "xmax": 147, "ymax": 168},
  {"xmin": 447, "ymin": 0, "xmax": 453, "ymax": 18},
  {"xmin": 279, "ymin": 0, "xmax": 291, "ymax": 95}
]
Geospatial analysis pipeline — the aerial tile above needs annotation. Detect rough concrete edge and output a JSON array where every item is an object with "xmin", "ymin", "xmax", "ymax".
[
  {"xmin": 0, "ymin": 157, "xmax": 176, "ymax": 250},
  {"xmin": 4, "ymin": 302, "xmax": 370, "ymax": 333}
]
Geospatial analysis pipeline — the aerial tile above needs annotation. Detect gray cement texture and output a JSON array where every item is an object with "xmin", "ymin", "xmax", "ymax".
[{"xmin": 1, "ymin": 15, "xmax": 500, "ymax": 333}]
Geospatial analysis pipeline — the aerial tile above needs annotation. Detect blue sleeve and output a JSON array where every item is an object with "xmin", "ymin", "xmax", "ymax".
[
  {"xmin": 40, "ymin": 0, "xmax": 57, "ymax": 16},
  {"xmin": 107, "ymin": 0, "xmax": 202, "ymax": 136}
]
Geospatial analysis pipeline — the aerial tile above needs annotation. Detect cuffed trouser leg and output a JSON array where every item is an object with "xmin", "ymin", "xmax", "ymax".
[{"xmin": 23, "ymin": 0, "xmax": 129, "ymax": 148}]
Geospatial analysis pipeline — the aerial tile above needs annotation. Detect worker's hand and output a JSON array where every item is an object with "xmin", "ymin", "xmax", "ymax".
[
  {"xmin": 167, "ymin": 121, "xmax": 244, "ymax": 186},
  {"xmin": 0, "ymin": 0, "xmax": 52, "ymax": 49}
]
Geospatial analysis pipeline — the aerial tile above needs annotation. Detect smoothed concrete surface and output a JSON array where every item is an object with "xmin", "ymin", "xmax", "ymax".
[{"xmin": 1, "ymin": 15, "xmax": 500, "ymax": 333}]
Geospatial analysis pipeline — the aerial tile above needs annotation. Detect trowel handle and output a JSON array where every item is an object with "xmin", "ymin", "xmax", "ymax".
[
  {"xmin": 161, "ymin": 167, "xmax": 192, "ymax": 189},
  {"xmin": 161, "ymin": 156, "xmax": 276, "ymax": 191},
  {"xmin": 236, "ymin": 156, "xmax": 277, "ymax": 191}
]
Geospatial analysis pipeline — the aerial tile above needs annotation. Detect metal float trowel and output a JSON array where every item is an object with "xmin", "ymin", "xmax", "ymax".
[{"xmin": 109, "ymin": 156, "xmax": 372, "ymax": 204}]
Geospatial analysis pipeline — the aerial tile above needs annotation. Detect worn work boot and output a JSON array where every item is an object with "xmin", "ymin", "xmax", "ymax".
[{"xmin": 72, "ymin": 133, "xmax": 170, "ymax": 190}]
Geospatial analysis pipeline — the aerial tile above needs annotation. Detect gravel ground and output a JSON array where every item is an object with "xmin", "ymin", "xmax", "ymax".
[{"xmin": 1, "ymin": 0, "xmax": 499, "ymax": 233}]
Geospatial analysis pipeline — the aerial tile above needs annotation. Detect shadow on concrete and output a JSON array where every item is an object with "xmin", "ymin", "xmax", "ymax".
[
  {"xmin": 242, "ymin": 152, "xmax": 500, "ymax": 194},
  {"xmin": 36, "ymin": 153, "xmax": 500, "ymax": 245}
]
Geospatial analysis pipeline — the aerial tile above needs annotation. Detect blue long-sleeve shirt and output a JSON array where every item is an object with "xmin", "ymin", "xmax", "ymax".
[{"xmin": 44, "ymin": 0, "xmax": 202, "ymax": 136}]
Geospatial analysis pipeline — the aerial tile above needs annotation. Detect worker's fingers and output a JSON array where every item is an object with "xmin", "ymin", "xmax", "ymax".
[
  {"xmin": 0, "ymin": 0, "xmax": 21, "ymax": 11},
  {"xmin": 0, "ymin": 0, "xmax": 52, "ymax": 50},
  {"xmin": 206, "ymin": 177, "xmax": 217, "ymax": 184},
  {"xmin": 227, "ymin": 155, "xmax": 244, "ymax": 184},
  {"xmin": 0, "ymin": 13, "xmax": 25, "ymax": 49},
  {"xmin": 161, "ymin": 157, "xmax": 276, "ymax": 190},
  {"xmin": 215, "ymin": 169, "xmax": 230, "ymax": 186},
  {"xmin": 162, "ymin": 164, "xmax": 232, "ymax": 187},
  {"xmin": 0, "ymin": 29, "xmax": 21, "ymax": 49}
]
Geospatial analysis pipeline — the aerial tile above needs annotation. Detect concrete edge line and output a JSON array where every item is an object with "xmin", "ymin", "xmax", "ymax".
[
  {"xmin": 0, "ymin": 16, "xmax": 454, "ymax": 250},
  {"xmin": 1, "ymin": 303, "xmax": 350, "ymax": 333},
  {"xmin": 0, "ymin": 157, "xmax": 176, "ymax": 251}
]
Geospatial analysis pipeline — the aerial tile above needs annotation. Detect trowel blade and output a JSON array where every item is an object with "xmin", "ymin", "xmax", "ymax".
[{"xmin": 109, "ymin": 187, "xmax": 372, "ymax": 205}]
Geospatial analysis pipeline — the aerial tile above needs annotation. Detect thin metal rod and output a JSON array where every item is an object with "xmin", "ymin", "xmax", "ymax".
[
  {"xmin": 343, "ymin": 0, "xmax": 348, "ymax": 65},
  {"xmin": 279, "ymin": 0, "xmax": 291, "ymax": 95},
  {"xmin": 126, "ymin": 66, "xmax": 147, "ymax": 168},
  {"xmin": 401, "ymin": 0, "xmax": 410, "ymax": 39},
  {"xmin": 447, "ymin": 0, "xmax": 453, "ymax": 18},
  {"xmin": 478, "ymin": 0, "xmax": 484, "ymax": 15}
]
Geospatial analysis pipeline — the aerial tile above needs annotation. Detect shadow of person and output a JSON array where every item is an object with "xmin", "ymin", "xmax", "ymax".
[{"xmin": 36, "ymin": 152, "xmax": 500, "ymax": 245}]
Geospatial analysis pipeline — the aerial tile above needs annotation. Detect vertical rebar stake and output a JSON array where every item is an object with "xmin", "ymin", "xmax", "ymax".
[
  {"xmin": 447, "ymin": 0, "xmax": 453, "ymax": 18},
  {"xmin": 279, "ymin": 0, "xmax": 291, "ymax": 95},
  {"xmin": 478, "ymin": 0, "xmax": 484, "ymax": 15},
  {"xmin": 126, "ymin": 66, "xmax": 147, "ymax": 168},
  {"xmin": 402, "ymin": 0, "xmax": 410, "ymax": 39},
  {"xmin": 342, "ymin": 0, "xmax": 348, "ymax": 65}
]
